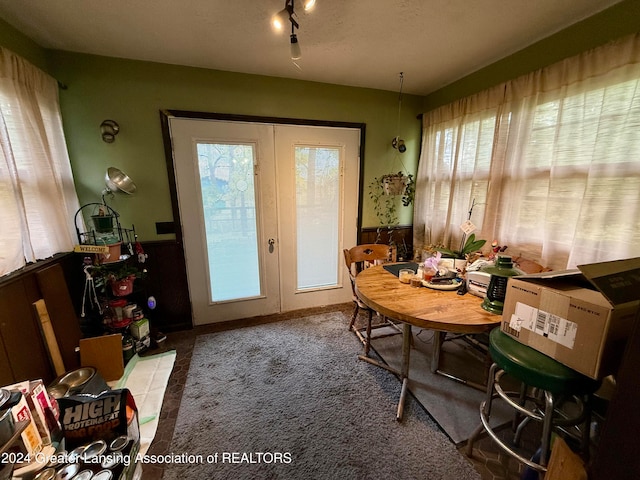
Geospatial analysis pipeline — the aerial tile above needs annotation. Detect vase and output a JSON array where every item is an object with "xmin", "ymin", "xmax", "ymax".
[
  {"xmin": 439, "ymin": 257, "xmax": 467, "ymax": 273},
  {"xmin": 98, "ymin": 242, "xmax": 122, "ymax": 264}
]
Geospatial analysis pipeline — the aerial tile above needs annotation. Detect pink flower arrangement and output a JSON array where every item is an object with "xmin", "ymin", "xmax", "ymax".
[{"xmin": 423, "ymin": 251, "xmax": 442, "ymax": 271}]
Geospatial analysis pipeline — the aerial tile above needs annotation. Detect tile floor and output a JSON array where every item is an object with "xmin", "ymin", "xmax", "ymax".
[{"xmin": 140, "ymin": 305, "xmax": 547, "ymax": 480}]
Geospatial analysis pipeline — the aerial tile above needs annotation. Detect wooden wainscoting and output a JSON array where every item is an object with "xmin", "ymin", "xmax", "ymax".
[
  {"xmin": 137, "ymin": 240, "xmax": 192, "ymax": 332},
  {"xmin": 0, "ymin": 253, "xmax": 82, "ymax": 384},
  {"xmin": 0, "ymin": 241, "xmax": 193, "ymax": 385},
  {"xmin": 360, "ymin": 225, "xmax": 414, "ymax": 261}
]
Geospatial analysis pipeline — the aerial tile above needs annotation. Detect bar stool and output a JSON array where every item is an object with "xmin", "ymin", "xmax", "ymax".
[{"xmin": 466, "ymin": 328, "xmax": 601, "ymax": 474}]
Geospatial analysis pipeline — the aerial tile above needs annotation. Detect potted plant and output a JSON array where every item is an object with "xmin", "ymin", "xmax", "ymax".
[
  {"xmin": 369, "ymin": 172, "xmax": 415, "ymax": 245},
  {"xmin": 381, "ymin": 172, "xmax": 406, "ymax": 195},
  {"xmin": 435, "ymin": 233, "xmax": 486, "ymax": 271},
  {"xmin": 92, "ymin": 263, "xmax": 145, "ymax": 297}
]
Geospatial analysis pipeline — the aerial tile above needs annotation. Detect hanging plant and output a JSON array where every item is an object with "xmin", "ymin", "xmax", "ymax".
[
  {"xmin": 401, "ymin": 174, "xmax": 415, "ymax": 206},
  {"xmin": 369, "ymin": 176, "xmax": 397, "ymax": 244},
  {"xmin": 368, "ymin": 73, "xmax": 416, "ymax": 245},
  {"xmin": 376, "ymin": 172, "xmax": 415, "ymax": 201},
  {"xmin": 381, "ymin": 173, "xmax": 406, "ymax": 195}
]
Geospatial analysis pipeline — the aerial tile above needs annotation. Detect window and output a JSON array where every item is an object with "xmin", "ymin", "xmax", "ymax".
[
  {"xmin": 0, "ymin": 48, "xmax": 80, "ymax": 276},
  {"xmin": 415, "ymin": 34, "xmax": 640, "ymax": 269}
]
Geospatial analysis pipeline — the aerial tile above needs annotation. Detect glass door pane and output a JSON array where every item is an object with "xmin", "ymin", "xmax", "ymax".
[
  {"xmin": 197, "ymin": 142, "xmax": 260, "ymax": 302},
  {"xmin": 295, "ymin": 146, "xmax": 340, "ymax": 289}
]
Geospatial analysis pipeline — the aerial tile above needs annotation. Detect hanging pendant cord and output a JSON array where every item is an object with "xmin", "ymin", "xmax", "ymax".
[
  {"xmin": 395, "ymin": 72, "xmax": 404, "ymax": 137},
  {"xmin": 393, "ymin": 72, "xmax": 409, "ymax": 173}
]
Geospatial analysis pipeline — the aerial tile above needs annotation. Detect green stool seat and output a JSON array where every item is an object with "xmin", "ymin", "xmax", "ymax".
[
  {"xmin": 489, "ymin": 328, "xmax": 600, "ymax": 396},
  {"xmin": 466, "ymin": 327, "xmax": 601, "ymax": 472}
]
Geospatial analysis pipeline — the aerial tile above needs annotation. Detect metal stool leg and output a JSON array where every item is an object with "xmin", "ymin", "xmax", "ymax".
[
  {"xmin": 540, "ymin": 391, "xmax": 555, "ymax": 467},
  {"xmin": 514, "ymin": 416, "xmax": 532, "ymax": 446},
  {"xmin": 579, "ymin": 395, "xmax": 592, "ymax": 462},
  {"xmin": 466, "ymin": 363, "xmax": 499, "ymax": 456},
  {"xmin": 483, "ymin": 363, "xmax": 498, "ymax": 417}
]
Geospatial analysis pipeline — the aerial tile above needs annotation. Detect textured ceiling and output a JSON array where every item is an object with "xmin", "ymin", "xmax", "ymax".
[{"xmin": 0, "ymin": 0, "xmax": 624, "ymax": 95}]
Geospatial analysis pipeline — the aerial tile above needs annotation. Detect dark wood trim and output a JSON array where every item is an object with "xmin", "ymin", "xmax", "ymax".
[
  {"xmin": 162, "ymin": 109, "xmax": 366, "ymax": 130},
  {"xmin": 356, "ymin": 123, "xmax": 366, "ymax": 241},
  {"xmin": 0, "ymin": 252, "xmax": 73, "ymax": 287},
  {"xmin": 159, "ymin": 111, "xmax": 184, "ymax": 246}
]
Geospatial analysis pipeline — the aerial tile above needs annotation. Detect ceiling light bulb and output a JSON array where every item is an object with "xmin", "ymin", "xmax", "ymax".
[
  {"xmin": 272, "ymin": 8, "xmax": 289, "ymax": 31},
  {"xmin": 290, "ymin": 34, "xmax": 302, "ymax": 60},
  {"xmin": 303, "ymin": 0, "xmax": 316, "ymax": 11}
]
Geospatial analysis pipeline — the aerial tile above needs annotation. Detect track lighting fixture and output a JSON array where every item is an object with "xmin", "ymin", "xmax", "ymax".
[
  {"xmin": 290, "ymin": 34, "xmax": 302, "ymax": 60},
  {"xmin": 271, "ymin": 0, "xmax": 316, "ymax": 61}
]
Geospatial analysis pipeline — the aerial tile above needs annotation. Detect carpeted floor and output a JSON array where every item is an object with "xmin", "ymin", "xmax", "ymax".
[
  {"xmin": 369, "ymin": 324, "xmax": 512, "ymax": 445},
  {"xmin": 163, "ymin": 311, "xmax": 481, "ymax": 480}
]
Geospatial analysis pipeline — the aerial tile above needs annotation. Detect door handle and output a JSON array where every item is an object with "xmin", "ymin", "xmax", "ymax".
[{"xmin": 268, "ymin": 238, "xmax": 275, "ymax": 253}]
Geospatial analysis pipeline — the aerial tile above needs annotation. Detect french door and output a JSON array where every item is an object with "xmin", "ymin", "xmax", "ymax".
[{"xmin": 168, "ymin": 117, "xmax": 360, "ymax": 325}]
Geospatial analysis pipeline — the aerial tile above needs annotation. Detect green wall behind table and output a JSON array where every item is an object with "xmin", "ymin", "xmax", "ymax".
[{"xmin": 48, "ymin": 51, "xmax": 423, "ymax": 240}]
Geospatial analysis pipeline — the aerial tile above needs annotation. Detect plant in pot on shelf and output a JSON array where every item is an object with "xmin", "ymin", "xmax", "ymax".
[
  {"xmin": 369, "ymin": 172, "xmax": 415, "ymax": 245},
  {"xmin": 93, "ymin": 263, "xmax": 145, "ymax": 298},
  {"xmin": 435, "ymin": 233, "xmax": 487, "ymax": 272}
]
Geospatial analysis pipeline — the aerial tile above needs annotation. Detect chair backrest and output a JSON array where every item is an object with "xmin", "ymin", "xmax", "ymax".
[{"xmin": 343, "ymin": 244, "xmax": 395, "ymax": 279}]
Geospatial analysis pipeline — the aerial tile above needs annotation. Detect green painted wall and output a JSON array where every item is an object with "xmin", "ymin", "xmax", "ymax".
[
  {"xmin": 424, "ymin": 0, "xmax": 640, "ymax": 110},
  {"xmin": 0, "ymin": 17, "xmax": 49, "ymax": 73},
  {"xmin": 47, "ymin": 52, "xmax": 422, "ymax": 240}
]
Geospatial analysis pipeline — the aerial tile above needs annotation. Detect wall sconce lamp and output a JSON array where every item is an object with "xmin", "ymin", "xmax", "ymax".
[{"xmin": 100, "ymin": 120, "xmax": 120, "ymax": 143}]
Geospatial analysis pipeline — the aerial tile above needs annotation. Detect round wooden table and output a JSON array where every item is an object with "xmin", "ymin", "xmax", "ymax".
[{"xmin": 354, "ymin": 264, "xmax": 501, "ymax": 420}]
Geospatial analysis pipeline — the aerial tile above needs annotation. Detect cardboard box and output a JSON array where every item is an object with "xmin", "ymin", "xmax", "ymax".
[
  {"xmin": 80, "ymin": 334, "xmax": 125, "ymax": 382},
  {"xmin": 4, "ymin": 380, "xmax": 54, "ymax": 445},
  {"xmin": 501, "ymin": 257, "xmax": 640, "ymax": 379},
  {"xmin": 10, "ymin": 393, "xmax": 44, "ymax": 456}
]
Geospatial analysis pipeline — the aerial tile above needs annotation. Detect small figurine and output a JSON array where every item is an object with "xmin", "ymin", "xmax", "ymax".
[{"xmin": 488, "ymin": 240, "xmax": 508, "ymax": 260}]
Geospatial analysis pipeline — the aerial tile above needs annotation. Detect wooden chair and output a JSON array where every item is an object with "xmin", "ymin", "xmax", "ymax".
[{"xmin": 343, "ymin": 244, "xmax": 398, "ymax": 355}]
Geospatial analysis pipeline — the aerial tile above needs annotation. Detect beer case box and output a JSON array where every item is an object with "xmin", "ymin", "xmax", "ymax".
[
  {"xmin": 10, "ymin": 394, "xmax": 44, "ymax": 456},
  {"xmin": 501, "ymin": 257, "xmax": 640, "ymax": 379},
  {"xmin": 130, "ymin": 318, "xmax": 149, "ymax": 340},
  {"xmin": 4, "ymin": 379, "xmax": 53, "ymax": 445}
]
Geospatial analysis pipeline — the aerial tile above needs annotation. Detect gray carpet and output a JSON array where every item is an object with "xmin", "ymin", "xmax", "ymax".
[{"xmin": 164, "ymin": 312, "xmax": 481, "ymax": 480}]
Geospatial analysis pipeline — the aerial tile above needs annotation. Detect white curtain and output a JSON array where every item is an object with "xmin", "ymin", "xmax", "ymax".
[
  {"xmin": 415, "ymin": 33, "xmax": 640, "ymax": 270},
  {"xmin": 0, "ymin": 47, "xmax": 80, "ymax": 276}
]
